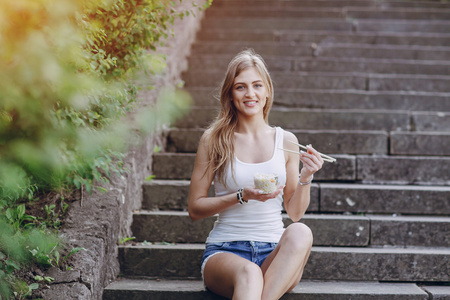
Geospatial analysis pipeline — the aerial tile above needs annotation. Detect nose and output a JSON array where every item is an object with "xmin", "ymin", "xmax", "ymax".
[{"xmin": 245, "ymin": 87, "xmax": 255, "ymax": 98}]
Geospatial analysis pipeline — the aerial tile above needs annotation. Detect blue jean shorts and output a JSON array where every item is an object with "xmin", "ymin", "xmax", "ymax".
[{"xmin": 201, "ymin": 241, "xmax": 278, "ymax": 278}]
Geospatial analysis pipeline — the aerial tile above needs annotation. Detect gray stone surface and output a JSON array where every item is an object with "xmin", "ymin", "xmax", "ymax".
[
  {"xmin": 422, "ymin": 285, "xmax": 450, "ymax": 299},
  {"xmin": 269, "ymin": 108, "xmax": 409, "ymax": 131},
  {"xmin": 42, "ymin": 282, "xmax": 91, "ymax": 300},
  {"xmin": 391, "ymin": 132, "xmax": 450, "ymax": 156},
  {"xmin": 412, "ymin": 111, "xmax": 450, "ymax": 131},
  {"xmin": 368, "ymin": 74, "xmax": 450, "ymax": 92},
  {"xmin": 320, "ymin": 183, "xmax": 450, "ymax": 215},
  {"xmin": 192, "ymin": 41, "xmax": 450, "ymax": 61},
  {"xmin": 118, "ymin": 244, "xmax": 450, "ymax": 281},
  {"xmin": 104, "ymin": 279, "xmax": 431, "ymax": 300},
  {"xmin": 357, "ymin": 155, "xmax": 450, "ymax": 185},
  {"xmin": 369, "ymin": 215, "xmax": 450, "ymax": 247},
  {"xmin": 197, "ymin": 28, "xmax": 450, "ymax": 47},
  {"xmin": 292, "ymin": 130, "xmax": 388, "ymax": 155}
]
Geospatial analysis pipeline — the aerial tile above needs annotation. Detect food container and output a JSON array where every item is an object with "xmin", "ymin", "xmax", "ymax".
[{"xmin": 254, "ymin": 173, "xmax": 278, "ymax": 194}]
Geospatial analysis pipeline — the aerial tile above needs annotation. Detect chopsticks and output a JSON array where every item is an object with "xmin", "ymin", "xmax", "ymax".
[{"xmin": 278, "ymin": 140, "xmax": 337, "ymax": 163}]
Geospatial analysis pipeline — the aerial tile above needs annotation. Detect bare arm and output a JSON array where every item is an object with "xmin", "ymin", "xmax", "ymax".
[
  {"xmin": 283, "ymin": 131, "xmax": 323, "ymax": 222},
  {"xmin": 188, "ymin": 133, "xmax": 238, "ymax": 221}
]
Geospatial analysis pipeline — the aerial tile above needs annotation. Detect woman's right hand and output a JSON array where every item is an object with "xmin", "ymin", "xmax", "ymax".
[{"xmin": 242, "ymin": 185, "xmax": 284, "ymax": 202}]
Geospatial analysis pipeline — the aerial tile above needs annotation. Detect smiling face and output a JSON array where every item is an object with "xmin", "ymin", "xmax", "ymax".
[{"xmin": 231, "ymin": 67, "xmax": 268, "ymax": 119}]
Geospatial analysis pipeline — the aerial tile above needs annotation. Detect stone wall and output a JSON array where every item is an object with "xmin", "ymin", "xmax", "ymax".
[{"xmin": 41, "ymin": 2, "xmax": 206, "ymax": 299}]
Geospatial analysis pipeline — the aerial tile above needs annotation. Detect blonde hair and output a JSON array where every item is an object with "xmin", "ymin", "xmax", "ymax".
[{"xmin": 205, "ymin": 49, "xmax": 274, "ymax": 186}]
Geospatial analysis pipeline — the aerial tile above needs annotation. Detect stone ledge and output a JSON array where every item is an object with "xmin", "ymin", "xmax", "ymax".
[{"xmin": 103, "ymin": 279, "xmax": 431, "ymax": 300}]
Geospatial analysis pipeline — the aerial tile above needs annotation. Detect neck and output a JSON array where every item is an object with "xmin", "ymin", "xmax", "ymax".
[{"xmin": 235, "ymin": 115, "xmax": 269, "ymax": 135}]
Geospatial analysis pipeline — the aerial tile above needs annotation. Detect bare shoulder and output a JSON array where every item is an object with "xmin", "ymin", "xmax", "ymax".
[{"xmin": 282, "ymin": 129, "xmax": 299, "ymax": 150}]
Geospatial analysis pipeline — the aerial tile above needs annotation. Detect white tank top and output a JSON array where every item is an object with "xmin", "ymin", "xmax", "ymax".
[{"xmin": 206, "ymin": 127, "xmax": 286, "ymax": 243}]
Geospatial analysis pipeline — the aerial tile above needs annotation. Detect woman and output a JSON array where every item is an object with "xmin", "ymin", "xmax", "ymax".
[{"xmin": 188, "ymin": 49, "xmax": 324, "ymax": 300}]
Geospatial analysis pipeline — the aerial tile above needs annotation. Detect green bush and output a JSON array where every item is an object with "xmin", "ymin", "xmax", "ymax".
[{"xmin": 0, "ymin": 0, "xmax": 210, "ymax": 297}]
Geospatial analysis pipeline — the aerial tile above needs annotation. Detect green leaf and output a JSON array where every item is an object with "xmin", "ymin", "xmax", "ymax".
[{"xmin": 29, "ymin": 283, "xmax": 39, "ymax": 290}]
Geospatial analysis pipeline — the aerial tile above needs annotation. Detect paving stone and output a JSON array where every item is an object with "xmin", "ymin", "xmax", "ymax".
[
  {"xmin": 142, "ymin": 180, "xmax": 320, "ymax": 212},
  {"xmin": 292, "ymin": 57, "xmax": 450, "ymax": 75},
  {"xmin": 204, "ymin": 7, "xmax": 450, "ymax": 21},
  {"xmin": 320, "ymin": 183, "xmax": 450, "ymax": 215},
  {"xmin": 356, "ymin": 155, "xmax": 450, "ymax": 185},
  {"xmin": 202, "ymin": 18, "xmax": 354, "ymax": 31},
  {"xmin": 191, "ymin": 41, "xmax": 450, "ymax": 61},
  {"xmin": 118, "ymin": 244, "xmax": 450, "ymax": 281},
  {"xmin": 368, "ymin": 74, "xmax": 450, "ymax": 92},
  {"xmin": 422, "ymin": 285, "xmax": 450, "ymax": 300},
  {"xmin": 167, "ymin": 128, "xmax": 388, "ymax": 155},
  {"xmin": 304, "ymin": 247, "xmax": 450, "ymax": 282},
  {"xmin": 103, "ymin": 279, "xmax": 430, "ymax": 300},
  {"xmin": 369, "ymin": 215, "xmax": 450, "ymax": 247},
  {"xmin": 189, "ymin": 55, "xmax": 450, "ymax": 75},
  {"xmin": 356, "ymin": 19, "xmax": 450, "ymax": 33},
  {"xmin": 210, "ymin": 0, "xmax": 450, "ymax": 9},
  {"xmin": 142, "ymin": 180, "xmax": 214, "ymax": 211},
  {"xmin": 411, "ymin": 111, "xmax": 450, "ymax": 131},
  {"xmin": 391, "ymin": 132, "xmax": 450, "ymax": 156},
  {"xmin": 269, "ymin": 108, "xmax": 409, "ymax": 131},
  {"xmin": 197, "ymin": 29, "xmax": 450, "ymax": 47},
  {"xmin": 152, "ymin": 153, "xmax": 356, "ymax": 181},
  {"xmin": 186, "ymin": 87, "xmax": 450, "ymax": 111},
  {"xmin": 131, "ymin": 212, "xmax": 369, "ymax": 246}
]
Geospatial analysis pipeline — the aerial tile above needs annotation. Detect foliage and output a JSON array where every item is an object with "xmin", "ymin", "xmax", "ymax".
[{"xmin": 0, "ymin": 0, "xmax": 210, "ymax": 298}]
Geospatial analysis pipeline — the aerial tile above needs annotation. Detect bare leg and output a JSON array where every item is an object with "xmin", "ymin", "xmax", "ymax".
[
  {"xmin": 203, "ymin": 252, "xmax": 264, "ymax": 300},
  {"xmin": 260, "ymin": 223, "xmax": 313, "ymax": 300}
]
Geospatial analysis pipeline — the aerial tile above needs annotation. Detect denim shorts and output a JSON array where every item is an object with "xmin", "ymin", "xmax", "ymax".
[{"xmin": 201, "ymin": 241, "xmax": 278, "ymax": 278}]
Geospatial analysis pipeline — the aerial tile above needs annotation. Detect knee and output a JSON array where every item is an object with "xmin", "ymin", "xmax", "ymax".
[
  {"xmin": 236, "ymin": 263, "xmax": 263, "ymax": 286},
  {"xmin": 285, "ymin": 223, "xmax": 313, "ymax": 251}
]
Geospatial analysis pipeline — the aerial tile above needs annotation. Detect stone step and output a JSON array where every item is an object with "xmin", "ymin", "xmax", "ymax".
[
  {"xmin": 117, "ymin": 244, "xmax": 450, "ymax": 281},
  {"xmin": 191, "ymin": 42, "xmax": 450, "ymax": 61},
  {"xmin": 320, "ymin": 183, "xmax": 450, "ymax": 215},
  {"xmin": 205, "ymin": 7, "xmax": 450, "ymax": 21},
  {"xmin": 103, "ymin": 278, "xmax": 438, "ymax": 300},
  {"xmin": 187, "ymin": 56, "xmax": 450, "ymax": 75},
  {"xmin": 186, "ymin": 87, "xmax": 450, "ymax": 111},
  {"xmin": 201, "ymin": 18, "xmax": 450, "ymax": 34},
  {"xmin": 197, "ymin": 29, "xmax": 450, "ymax": 47},
  {"xmin": 177, "ymin": 107, "xmax": 411, "ymax": 131},
  {"xmin": 152, "ymin": 153, "xmax": 450, "ymax": 185},
  {"xmin": 391, "ymin": 132, "xmax": 450, "ymax": 156},
  {"xmin": 167, "ymin": 129, "xmax": 389, "ymax": 155},
  {"xmin": 183, "ymin": 71, "xmax": 450, "ymax": 93},
  {"xmin": 143, "ymin": 180, "xmax": 450, "ymax": 215},
  {"xmin": 209, "ymin": 0, "xmax": 450, "ymax": 10},
  {"xmin": 131, "ymin": 211, "xmax": 449, "ymax": 247},
  {"xmin": 131, "ymin": 212, "xmax": 371, "ymax": 246}
]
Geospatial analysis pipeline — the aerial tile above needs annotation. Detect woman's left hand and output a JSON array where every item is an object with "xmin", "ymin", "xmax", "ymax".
[{"xmin": 299, "ymin": 145, "xmax": 324, "ymax": 183}]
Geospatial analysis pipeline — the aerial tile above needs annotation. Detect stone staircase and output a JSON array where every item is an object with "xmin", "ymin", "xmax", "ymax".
[{"xmin": 104, "ymin": 0, "xmax": 450, "ymax": 299}]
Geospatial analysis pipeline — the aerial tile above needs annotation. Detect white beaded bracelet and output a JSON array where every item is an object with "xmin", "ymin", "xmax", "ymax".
[{"xmin": 298, "ymin": 174, "xmax": 313, "ymax": 185}]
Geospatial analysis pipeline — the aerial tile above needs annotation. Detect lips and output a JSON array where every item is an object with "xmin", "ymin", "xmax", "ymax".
[{"xmin": 244, "ymin": 100, "xmax": 258, "ymax": 106}]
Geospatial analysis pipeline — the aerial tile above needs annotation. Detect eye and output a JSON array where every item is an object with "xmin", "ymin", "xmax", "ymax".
[{"xmin": 236, "ymin": 85, "xmax": 244, "ymax": 90}]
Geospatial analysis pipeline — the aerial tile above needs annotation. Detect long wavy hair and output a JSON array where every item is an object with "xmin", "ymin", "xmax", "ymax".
[{"xmin": 205, "ymin": 49, "xmax": 274, "ymax": 186}]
